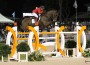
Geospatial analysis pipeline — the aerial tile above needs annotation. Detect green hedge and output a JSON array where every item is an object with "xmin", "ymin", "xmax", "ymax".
[
  {"xmin": 0, "ymin": 45, "xmax": 11, "ymax": 57},
  {"xmin": 65, "ymin": 40, "xmax": 76, "ymax": 48},
  {"xmin": 0, "ymin": 55, "xmax": 1, "ymax": 60},
  {"xmin": 17, "ymin": 42, "xmax": 30, "ymax": 52},
  {"xmin": 86, "ymin": 40, "xmax": 90, "ymax": 48}
]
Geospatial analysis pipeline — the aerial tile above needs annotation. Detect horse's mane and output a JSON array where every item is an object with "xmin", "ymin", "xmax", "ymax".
[
  {"xmin": 46, "ymin": 9, "xmax": 58, "ymax": 14},
  {"xmin": 42, "ymin": 9, "xmax": 58, "ymax": 15},
  {"xmin": 42, "ymin": 10, "xmax": 58, "ymax": 18}
]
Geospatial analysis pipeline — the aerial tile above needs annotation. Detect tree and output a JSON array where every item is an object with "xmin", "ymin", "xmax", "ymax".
[
  {"xmin": 43, "ymin": 0, "xmax": 71, "ymax": 22},
  {"xmin": 0, "ymin": 0, "xmax": 8, "ymax": 12},
  {"xmin": 59, "ymin": 0, "xmax": 63, "ymax": 22},
  {"xmin": 43, "ymin": 0, "xmax": 59, "ymax": 10},
  {"xmin": 62, "ymin": 0, "xmax": 70, "ymax": 21}
]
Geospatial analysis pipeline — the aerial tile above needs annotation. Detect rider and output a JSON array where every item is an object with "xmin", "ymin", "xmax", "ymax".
[{"xmin": 32, "ymin": 5, "xmax": 45, "ymax": 21}]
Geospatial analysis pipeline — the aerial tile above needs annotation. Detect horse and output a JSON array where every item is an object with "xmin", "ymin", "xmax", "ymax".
[{"xmin": 21, "ymin": 10, "xmax": 58, "ymax": 31}]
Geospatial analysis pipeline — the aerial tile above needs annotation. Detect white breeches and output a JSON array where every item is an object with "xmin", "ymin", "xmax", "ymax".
[
  {"xmin": 23, "ymin": 13, "xmax": 39, "ymax": 23},
  {"xmin": 23, "ymin": 13, "xmax": 38, "ymax": 18}
]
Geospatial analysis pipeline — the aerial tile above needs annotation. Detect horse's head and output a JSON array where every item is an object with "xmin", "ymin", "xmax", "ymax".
[
  {"xmin": 52, "ymin": 10, "xmax": 58, "ymax": 22},
  {"xmin": 45, "ymin": 10, "xmax": 58, "ymax": 28},
  {"xmin": 46, "ymin": 10, "xmax": 58, "ymax": 22},
  {"xmin": 39, "ymin": 10, "xmax": 59, "ymax": 30}
]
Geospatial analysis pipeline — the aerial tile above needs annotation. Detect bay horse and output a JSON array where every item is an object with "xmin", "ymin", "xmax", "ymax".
[{"xmin": 21, "ymin": 10, "xmax": 58, "ymax": 31}]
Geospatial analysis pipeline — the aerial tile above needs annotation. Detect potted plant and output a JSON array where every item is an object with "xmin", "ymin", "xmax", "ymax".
[
  {"xmin": 82, "ymin": 40, "xmax": 90, "ymax": 58},
  {"xmin": 17, "ymin": 42, "xmax": 30, "ymax": 52},
  {"xmin": 82, "ymin": 49, "xmax": 90, "ymax": 58},
  {"xmin": 17, "ymin": 42, "xmax": 30, "ymax": 62},
  {"xmin": 0, "ymin": 45, "xmax": 11, "ymax": 61},
  {"xmin": 28, "ymin": 51, "xmax": 45, "ymax": 61},
  {"xmin": 65, "ymin": 40, "xmax": 76, "ymax": 56},
  {"xmin": 86, "ymin": 40, "xmax": 90, "ymax": 48},
  {"xmin": 65, "ymin": 40, "xmax": 76, "ymax": 48}
]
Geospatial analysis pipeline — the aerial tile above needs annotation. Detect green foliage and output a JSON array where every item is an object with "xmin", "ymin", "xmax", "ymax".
[
  {"xmin": 0, "ymin": 55, "xmax": 1, "ymax": 60},
  {"xmin": 51, "ymin": 54, "xmax": 56, "ymax": 56},
  {"xmin": 86, "ymin": 40, "xmax": 90, "ymax": 48},
  {"xmin": 0, "ymin": 41, "xmax": 6, "ymax": 43},
  {"xmin": 28, "ymin": 51, "xmax": 45, "ymax": 61},
  {"xmin": 65, "ymin": 40, "xmax": 76, "ymax": 48},
  {"xmin": 68, "ymin": 50, "xmax": 73, "ymax": 56},
  {"xmin": 44, "ymin": 0, "xmax": 59, "ymax": 10},
  {"xmin": 17, "ymin": 42, "xmax": 30, "ymax": 52},
  {"xmin": 82, "ymin": 49, "xmax": 90, "ymax": 57},
  {"xmin": 0, "ymin": 45, "xmax": 11, "ymax": 57}
]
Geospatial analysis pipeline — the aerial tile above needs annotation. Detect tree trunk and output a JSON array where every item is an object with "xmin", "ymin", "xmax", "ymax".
[{"xmin": 59, "ymin": 0, "xmax": 63, "ymax": 22}]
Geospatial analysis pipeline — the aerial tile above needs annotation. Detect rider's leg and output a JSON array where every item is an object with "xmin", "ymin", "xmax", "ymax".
[
  {"xmin": 38, "ymin": 14, "xmax": 41, "ymax": 21},
  {"xmin": 32, "ymin": 19, "xmax": 36, "ymax": 24},
  {"xmin": 32, "ymin": 13, "xmax": 39, "ymax": 23},
  {"xmin": 23, "ymin": 13, "xmax": 32, "ymax": 17},
  {"xmin": 32, "ymin": 13, "xmax": 38, "ymax": 18}
]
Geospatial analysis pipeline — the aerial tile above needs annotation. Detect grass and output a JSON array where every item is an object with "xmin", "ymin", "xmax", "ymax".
[
  {"xmin": 0, "ymin": 42, "xmax": 5, "ymax": 48},
  {"xmin": 20, "ymin": 54, "xmax": 26, "ymax": 60},
  {"xmin": 0, "ymin": 56, "xmax": 8, "ymax": 62},
  {"xmin": 0, "ymin": 43, "xmax": 5, "ymax": 61},
  {"xmin": 0, "ymin": 42, "xmax": 27, "ymax": 61},
  {"xmin": 0, "ymin": 42, "xmax": 7, "ymax": 61},
  {"xmin": 0, "ymin": 54, "xmax": 26, "ymax": 62},
  {"xmin": 3, "ymin": 56, "xmax": 8, "ymax": 62}
]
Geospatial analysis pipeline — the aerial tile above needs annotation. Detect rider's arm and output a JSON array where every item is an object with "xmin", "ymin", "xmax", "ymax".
[{"xmin": 38, "ymin": 8, "xmax": 43, "ymax": 14}]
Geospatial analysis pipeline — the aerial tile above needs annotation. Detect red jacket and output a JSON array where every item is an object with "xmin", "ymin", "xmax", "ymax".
[{"xmin": 32, "ymin": 7, "xmax": 43, "ymax": 14}]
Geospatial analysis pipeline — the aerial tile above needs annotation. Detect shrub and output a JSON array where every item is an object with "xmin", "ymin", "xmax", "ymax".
[
  {"xmin": 51, "ymin": 54, "xmax": 56, "ymax": 56},
  {"xmin": 82, "ymin": 49, "xmax": 90, "ymax": 57},
  {"xmin": 65, "ymin": 40, "xmax": 76, "ymax": 48},
  {"xmin": 0, "ymin": 41, "xmax": 6, "ymax": 43},
  {"xmin": 0, "ymin": 55, "xmax": 1, "ymax": 60},
  {"xmin": 17, "ymin": 42, "xmax": 30, "ymax": 52},
  {"xmin": 86, "ymin": 40, "xmax": 90, "ymax": 48},
  {"xmin": 28, "ymin": 51, "xmax": 45, "ymax": 61},
  {"xmin": 0, "ymin": 45, "xmax": 11, "ymax": 57}
]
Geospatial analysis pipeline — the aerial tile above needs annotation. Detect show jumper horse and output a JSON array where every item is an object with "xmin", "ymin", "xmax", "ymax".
[{"xmin": 21, "ymin": 10, "xmax": 58, "ymax": 31}]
